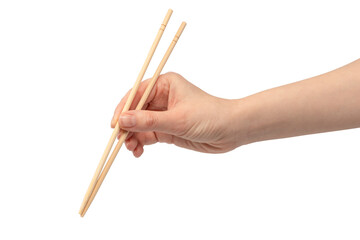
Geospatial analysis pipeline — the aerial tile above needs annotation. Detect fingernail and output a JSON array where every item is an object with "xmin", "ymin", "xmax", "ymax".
[{"xmin": 119, "ymin": 114, "xmax": 136, "ymax": 128}]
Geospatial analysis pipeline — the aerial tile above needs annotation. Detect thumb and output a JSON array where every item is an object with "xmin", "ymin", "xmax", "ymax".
[{"xmin": 118, "ymin": 110, "xmax": 178, "ymax": 134}]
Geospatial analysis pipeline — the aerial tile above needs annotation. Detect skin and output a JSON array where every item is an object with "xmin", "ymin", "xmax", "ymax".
[{"xmin": 111, "ymin": 59, "xmax": 360, "ymax": 157}]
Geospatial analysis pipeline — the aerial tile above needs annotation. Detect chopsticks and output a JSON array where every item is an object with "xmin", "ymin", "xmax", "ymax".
[
  {"xmin": 78, "ymin": 9, "xmax": 173, "ymax": 216},
  {"xmin": 79, "ymin": 9, "xmax": 186, "ymax": 217}
]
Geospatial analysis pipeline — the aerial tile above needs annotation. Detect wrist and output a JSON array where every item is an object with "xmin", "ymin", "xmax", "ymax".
[
  {"xmin": 229, "ymin": 95, "xmax": 273, "ymax": 147},
  {"xmin": 223, "ymin": 98, "xmax": 255, "ymax": 147}
]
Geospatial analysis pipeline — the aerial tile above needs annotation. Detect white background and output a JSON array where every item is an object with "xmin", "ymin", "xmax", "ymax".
[{"xmin": 0, "ymin": 0, "xmax": 359, "ymax": 239}]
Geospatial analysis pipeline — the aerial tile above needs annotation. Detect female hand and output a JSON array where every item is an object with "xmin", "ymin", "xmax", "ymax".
[
  {"xmin": 111, "ymin": 72, "xmax": 244, "ymax": 157},
  {"xmin": 112, "ymin": 59, "xmax": 360, "ymax": 158}
]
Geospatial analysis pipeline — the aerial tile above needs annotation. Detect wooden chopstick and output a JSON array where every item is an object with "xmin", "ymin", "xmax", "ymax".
[
  {"xmin": 81, "ymin": 22, "xmax": 187, "ymax": 217},
  {"xmin": 78, "ymin": 9, "xmax": 173, "ymax": 215}
]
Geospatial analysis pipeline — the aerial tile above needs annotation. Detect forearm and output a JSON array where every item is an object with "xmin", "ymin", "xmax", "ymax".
[{"xmin": 236, "ymin": 59, "xmax": 360, "ymax": 145}]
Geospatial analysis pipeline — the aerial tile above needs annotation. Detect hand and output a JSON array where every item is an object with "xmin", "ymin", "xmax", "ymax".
[{"xmin": 111, "ymin": 72, "xmax": 243, "ymax": 157}]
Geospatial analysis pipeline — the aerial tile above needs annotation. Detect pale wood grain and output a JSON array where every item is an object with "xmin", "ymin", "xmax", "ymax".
[
  {"xmin": 81, "ymin": 22, "xmax": 187, "ymax": 217},
  {"xmin": 78, "ymin": 9, "xmax": 173, "ymax": 215}
]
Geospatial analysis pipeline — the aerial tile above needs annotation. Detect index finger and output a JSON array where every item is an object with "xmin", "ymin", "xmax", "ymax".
[{"xmin": 111, "ymin": 78, "xmax": 153, "ymax": 128}]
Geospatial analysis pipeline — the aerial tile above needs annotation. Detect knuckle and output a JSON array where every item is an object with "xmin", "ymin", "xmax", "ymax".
[
  {"xmin": 162, "ymin": 71, "xmax": 180, "ymax": 80},
  {"xmin": 163, "ymin": 71, "xmax": 175, "ymax": 77},
  {"xmin": 145, "ymin": 113, "xmax": 158, "ymax": 128}
]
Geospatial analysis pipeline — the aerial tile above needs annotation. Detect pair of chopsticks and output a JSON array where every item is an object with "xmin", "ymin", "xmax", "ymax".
[{"xmin": 79, "ymin": 9, "xmax": 186, "ymax": 217}]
